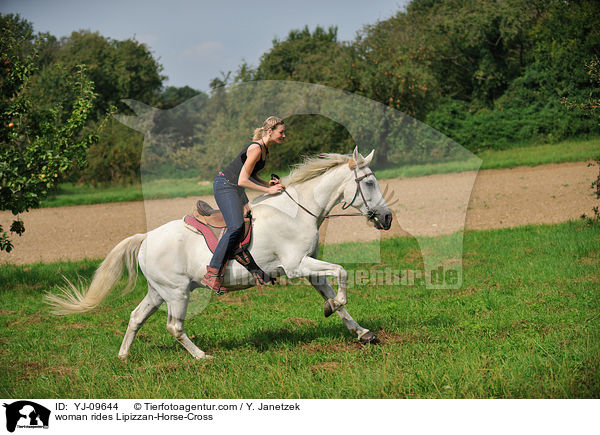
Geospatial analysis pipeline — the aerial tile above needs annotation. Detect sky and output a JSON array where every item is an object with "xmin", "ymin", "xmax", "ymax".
[{"xmin": 1, "ymin": 0, "xmax": 409, "ymax": 94}]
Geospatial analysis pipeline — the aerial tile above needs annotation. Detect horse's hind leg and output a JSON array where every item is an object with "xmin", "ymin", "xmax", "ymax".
[
  {"xmin": 310, "ymin": 276, "xmax": 378, "ymax": 344},
  {"xmin": 165, "ymin": 292, "xmax": 211, "ymax": 359},
  {"xmin": 118, "ymin": 284, "xmax": 163, "ymax": 360}
]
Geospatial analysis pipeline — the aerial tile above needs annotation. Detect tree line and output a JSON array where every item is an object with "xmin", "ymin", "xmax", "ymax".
[
  {"xmin": 117, "ymin": 0, "xmax": 600, "ymax": 178},
  {"xmin": 4, "ymin": 0, "xmax": 600, "ymax": 180},
  {"xmin": 241, "ymin": 0, "xmax": 599, "ymax": 168}
]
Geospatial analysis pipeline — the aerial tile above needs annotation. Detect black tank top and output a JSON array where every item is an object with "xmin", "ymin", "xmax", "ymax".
[{"xmin": 221, "ymin": 142, "xmax": 268, "ymax": 185}]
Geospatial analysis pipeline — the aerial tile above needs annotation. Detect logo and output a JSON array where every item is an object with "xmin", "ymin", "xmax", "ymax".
[{"xmin": 3, "ymin": 401, "xmax": 50, "ymax": 432}]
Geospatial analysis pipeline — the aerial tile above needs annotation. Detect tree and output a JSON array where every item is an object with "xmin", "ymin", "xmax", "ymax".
[
  {"xmin": 34, "ymin": 30, "xmax": 165, "ymax": 118},
  {"xmin": 254, "ymin": 25, "xmax": 340, "ymax": 81},
  {"xmin": 563, "ymin": 56, "xmax": 600, "ymax": 223},
  {"xmin": 0, "ymin": 14, "xmax": 100, "ymax": 252},
  {"xmin": 26, "ymin": 30, "xmax": 169, "ymax": 185},
  {"xmin": 158, "ymin": 85, "xmax": 205, "ymax": 109}
]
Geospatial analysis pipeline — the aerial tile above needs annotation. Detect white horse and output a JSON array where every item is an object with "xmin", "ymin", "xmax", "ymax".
[{"xmin": 46, "ymin": 148, "xmax": 393, "ymax": 359}]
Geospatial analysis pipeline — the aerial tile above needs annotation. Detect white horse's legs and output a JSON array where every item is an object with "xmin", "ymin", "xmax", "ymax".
[
  {"xmin": 309, "ymin": 276, "xmax": 375, "ymax": 342},
  {"xmin": 298, "ymin": 256, "xmax": 348, "ymax": 313},
  {"xmin": 118, "ymin": 285, "xmax": 163, "ymax": 360},
  {"xmin": 165, "ymin": 293, "xmax": 211, "ymax": 360}
]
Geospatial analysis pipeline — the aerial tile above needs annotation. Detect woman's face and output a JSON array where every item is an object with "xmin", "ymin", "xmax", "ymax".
[{"xmin": 268, "ymin": 124, "xmax": 286, "ymax": 145}]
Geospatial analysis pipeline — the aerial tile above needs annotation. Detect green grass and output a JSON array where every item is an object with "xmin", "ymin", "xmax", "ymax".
[
  {"xmin": 476, "ymin": 136, "xmax": 600, "ymax": 169},
  {"xmin": 41, "ymin": 177, "xmax": 214, "ymax": 208},
  {"xmin": 40, "ymin": 136, "xmax": 599, "ymax": 208},
  {"xmin": 1, "ymin": 221, "xmax": 599, "ymax": 398},
  {"xmin": 374, "ymin": 136, "xmax": 600, "ymax": 179}
]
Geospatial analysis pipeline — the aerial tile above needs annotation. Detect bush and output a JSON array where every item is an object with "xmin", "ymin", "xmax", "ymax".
[
  {"xmin": 426, "ymin": 97, "xmax": 598, "ymax": 152},
  {"xmin": 76, "ymin": 118, "xmax": 143, "ymax": 184}
]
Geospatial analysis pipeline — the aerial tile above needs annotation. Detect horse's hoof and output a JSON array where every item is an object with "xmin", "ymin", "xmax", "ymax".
[
  {"xmin": 324, "ymin": 299, "xmax": 336, "ymax": 317},
  {"xmin": 196, "ymin": 354, "xmax": 214, "ymax": 360},
  {"xmin": 359, "ymin": 330, "xmax": 379, "ymax": 344}
]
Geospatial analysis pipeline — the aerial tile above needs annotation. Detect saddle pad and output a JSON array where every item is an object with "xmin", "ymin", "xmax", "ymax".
[{"xmin": 183, "ymin": 215, "xmax": 252, "ymax": 253}]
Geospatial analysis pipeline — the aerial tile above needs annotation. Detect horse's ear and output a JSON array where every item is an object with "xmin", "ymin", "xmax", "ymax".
[
  {"xmin": 114, "ymin": 99, "xmax": 159, "ymax": 132},
  {"xmin": 363, "ymin": 149, "xmax": 375, "ymax": 166},
  {"xmin": 122, "ymin": 99, "xmax": 155, "ymax": 117},
  {"xmin": 114, "ymin": 114, "xmax": 143, "ymax": 131},
  {"xmin": 353, "ymin": 146, "xmax": 368, "ymax": 165}
]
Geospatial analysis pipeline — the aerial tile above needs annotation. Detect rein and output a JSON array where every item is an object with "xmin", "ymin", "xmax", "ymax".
[{"xmin": 271, "ymin": 169, "xmax": 377, "ymax": 221}]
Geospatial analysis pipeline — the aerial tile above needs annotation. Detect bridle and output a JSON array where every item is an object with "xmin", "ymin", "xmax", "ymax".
[{"xmin": 272, "ymin": 168, "xmax": 381, "ymax": 223}]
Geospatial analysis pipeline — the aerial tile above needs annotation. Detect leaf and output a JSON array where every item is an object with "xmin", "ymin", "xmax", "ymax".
[{"xmin": 10, "ymin": 219, "xmax": 25, "ymax": 236}]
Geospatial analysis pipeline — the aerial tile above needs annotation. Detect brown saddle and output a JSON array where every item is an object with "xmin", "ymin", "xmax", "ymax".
[
  {"xmin": 193, "ymin": 200, "xmax": 251, "ymax": 244},
  {"xmin": 184, "ymin": 200, "xmax": 274, "ymax": 287}
]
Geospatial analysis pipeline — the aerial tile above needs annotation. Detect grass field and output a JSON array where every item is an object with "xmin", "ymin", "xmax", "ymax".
[
  {"xmin": 374, "ymin": 136, "xmax": 600, "ymax": 179},
  {"xmin": 41, "ymin": 136, "xmax": 599, "ymax": 208},
  {"xmin": 40, "ymin": 177, "xmax": 214, "ymax": 208},
  {"xmin": 1, "ymin": 221, "xmax": 599, "ymax": 398}
]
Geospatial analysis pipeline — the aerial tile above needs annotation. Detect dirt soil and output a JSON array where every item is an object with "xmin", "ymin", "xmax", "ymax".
[{"xmin": 1, "ymin": 161, "xmax": 597, "ymax": 265}]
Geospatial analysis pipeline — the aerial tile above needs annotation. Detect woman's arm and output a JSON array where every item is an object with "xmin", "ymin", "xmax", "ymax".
[
  {"xmin": 252, "ymin": 173, "xmax": 281, "ymax": 188},
  {"xmin": 250, "ymin": 174, "xmax": 269, "ymax": 187},
  {"xmin": 237, "ymin": 145, "xmax": 283, "ymax": 194}
]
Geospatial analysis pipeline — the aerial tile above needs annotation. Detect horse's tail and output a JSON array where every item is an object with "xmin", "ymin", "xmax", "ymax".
[{"xmin": 45, "ymin": 233, "xmax": 146, "ymax": 315}]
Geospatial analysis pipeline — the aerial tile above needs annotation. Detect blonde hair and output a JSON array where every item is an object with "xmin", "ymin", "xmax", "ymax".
[{"xmin": 252, "ymin": 116, "xmax": 284, "ymax": 141}]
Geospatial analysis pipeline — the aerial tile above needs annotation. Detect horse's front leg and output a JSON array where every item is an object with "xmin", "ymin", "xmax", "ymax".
[
  {"xmin": 296, "ymin": 256, "xmax": 348, "ymax": 316},
  {"xmin": 309, "ymin": 275, "xmax": 378, "ymax": 344}
]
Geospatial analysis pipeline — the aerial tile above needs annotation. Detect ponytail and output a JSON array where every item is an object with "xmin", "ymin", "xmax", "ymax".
[
  {"xmin": 252, "ymin": 116, "xmax": 284, "ymax": 141},
  {"xmin": 252, "ymin": 127, "xmax": 263, "ymax": 141}
]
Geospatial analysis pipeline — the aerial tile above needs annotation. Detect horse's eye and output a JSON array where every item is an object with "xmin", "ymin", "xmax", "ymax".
[{"xmin": 365, "ymin": 181, "xmax": 375, "ymax": 188}]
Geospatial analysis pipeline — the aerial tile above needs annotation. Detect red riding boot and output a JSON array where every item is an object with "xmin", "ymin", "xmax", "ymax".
[{"xmin": 201, "ymin": 266, "xmax": 227, "ymax": 293}]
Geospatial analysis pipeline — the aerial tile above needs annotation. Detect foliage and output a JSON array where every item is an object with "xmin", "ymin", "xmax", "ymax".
[
  {"xmin": 254, "ymin": 25, "xmax": 340, "ymax": 82},
  {"xmin": 140, "ymin": 0, "xmax": 600, "ymax": 177},
  {"xmin": 398, "ymin": 0, "xmax": 599, "ymax": 152},
  {"xmin": 3, "ymin": 1, "xmax": 600, "ymax": 186},
  {"xmin": 78, "ymin": 118, "xmax": 143, "ymax": 185},
  {"xmin": 0, "ymin": 14, "xmax": 100, "ymax": 252},
  {"xmin": 411, "ymin": 0, "xmax": 537, "ymax": 105},
  {"xmin": 158, "ymin": 85, "xmax": 205, "ymax": 109},
  {"xmin": 218, "ymin": 0, "xmax": 599, "ymax": 167},
  {"xmin": 76, "ymin": 84, "xmax": 207, "ymax": 185},
  {"xmin": 562, "ymin": 56, "xmax": 600, "ymax": 223},
  {"xmin": 35, "ymin": 30, "xmax": 166, "ymax": 118},
  {"xmin": 355, "ymin": 8, "xmax": 437, "ymax": 119},
  {"xmin": 583, "ymin": 156, "xmax": 600, "ymax": 224}
]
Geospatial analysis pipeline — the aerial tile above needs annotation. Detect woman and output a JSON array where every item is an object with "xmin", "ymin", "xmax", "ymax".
[{"xmin": 201, "ymin": 116, "xmax": 286, "ymax": 291}]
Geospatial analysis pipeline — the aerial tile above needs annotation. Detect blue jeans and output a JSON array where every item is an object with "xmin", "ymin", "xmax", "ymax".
[{"xmin": 208, "ymin": 174, "xmax": 248, "ymax": 270}]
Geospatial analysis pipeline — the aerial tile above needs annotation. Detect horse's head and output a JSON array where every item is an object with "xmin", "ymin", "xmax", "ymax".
[{"xmin": 342, "ymin": 147, "xmax": 393, "ymax": 230}]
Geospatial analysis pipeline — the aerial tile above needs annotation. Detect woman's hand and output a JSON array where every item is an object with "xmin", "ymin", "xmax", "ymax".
[{"xmin": 266, "ymin": 183, "xmax": 285, "ymax": 195}]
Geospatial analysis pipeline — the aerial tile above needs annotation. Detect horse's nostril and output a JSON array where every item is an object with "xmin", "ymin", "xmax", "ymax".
[{"xmin": 385, "ymin": 213, "xmax": 392, "ymax": 227}]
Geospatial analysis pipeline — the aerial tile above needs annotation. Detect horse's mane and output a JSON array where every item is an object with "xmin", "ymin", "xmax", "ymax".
[{"xmin": 284, "ymin": 153, "xmax": 351, "ymax": 185}]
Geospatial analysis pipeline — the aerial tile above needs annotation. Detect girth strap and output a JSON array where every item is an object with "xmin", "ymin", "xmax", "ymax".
[{"xmin": 232, "ymin": 247, "xmax": 275, "ymax": 287}]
